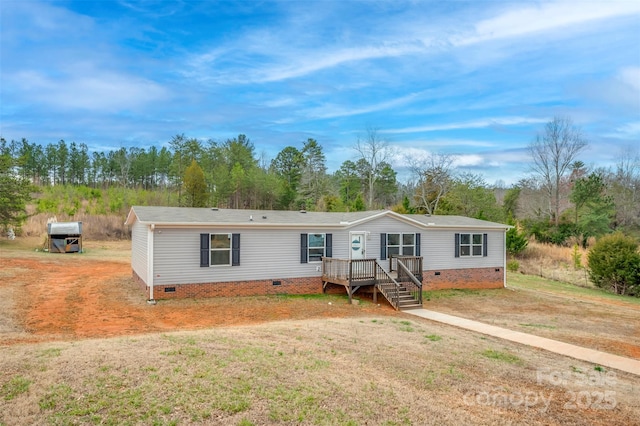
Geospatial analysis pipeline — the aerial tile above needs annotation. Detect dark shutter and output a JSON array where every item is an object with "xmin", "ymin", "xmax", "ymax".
[
  {"xmin": 232, "ymin": 233, "xmax": 240, "ymax": 266},
  {"xmin": 325, "ymin": 233, "xmax": 332, "ymax": 258},
  {"xmin": 483, "ymin": 233, "xmax": 488, "ymax": 257},
  {"xmin": 300, "ymin": 233, "xmax": 308, "ymax": 263},
  {"xmin": 454, "ymin": 233, "xmax": 460, "ymax": 258},
  {"xmin": 200, "ymin": 233, "xmax": 210, "ymax": 267},
  {"xmin": 415, "ymin": 233, "xmax": 421, "ymax": 256},
  {"xmin": 380, "ymin": 233, "xmax": 387, "ymax": 260}
]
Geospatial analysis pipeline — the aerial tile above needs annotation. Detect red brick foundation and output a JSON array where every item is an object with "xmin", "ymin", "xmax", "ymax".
[
  {"xmin": 133, "ymin": 270, "xmax": 323, "ymax": 300},
  {"xmin": 423, "ymin": 267, "xmax": 504, "ymax": 290},
  {"xmin": 132, "ymin": 267, "xmax": 504, "ymax": 300}
]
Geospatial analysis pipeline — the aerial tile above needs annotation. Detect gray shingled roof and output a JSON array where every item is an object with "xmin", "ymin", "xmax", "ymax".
[{"xmin": 126, "ymin": 206, "xmax": 509, "ymax": 230}]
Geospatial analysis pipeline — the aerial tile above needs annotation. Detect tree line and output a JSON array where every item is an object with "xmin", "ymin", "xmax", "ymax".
[{"xmin": 2, "ymin": 117, "xmax": 639, "ymax": 246}]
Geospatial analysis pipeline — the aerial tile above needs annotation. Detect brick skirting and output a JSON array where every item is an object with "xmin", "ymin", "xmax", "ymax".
[
  {"xmin": 423, "ymin": 267, "xmax": 504, "ymax": 290},
  {"xmin": 132, "ymin": 267, "xmax": 503, "ymax": 300},
  {"xmin": 133, "ymin": 270, "xmax": 323, "ymax": 300}
]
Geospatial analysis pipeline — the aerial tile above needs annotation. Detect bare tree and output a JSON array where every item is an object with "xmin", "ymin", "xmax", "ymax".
[
  {"xmin": 528, "ymin": 117, "xmax": 588, "ymax": 225},
  {"xmin": 407, "ymin": 151, "xmax": 456, "ymax": 215},
  {"xmin": 610, "ymin": 145, "xmax": 640, "ymax": 229},
  {"xmin": 354, "ymin": 126, "xmax": 393, "ymax": 209}
]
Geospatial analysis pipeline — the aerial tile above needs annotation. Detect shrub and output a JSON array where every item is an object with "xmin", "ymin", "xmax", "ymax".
[
  {"xmin": 571, "ymin": 244, "xmax": 582, "ymax": 269},
  {"xmin": 588, "ymin": 233, "xmax": 640, "ymax": 296},
  {"xmin": 506, "ymin": 226, "xmax": 528, "ymax": 256},
  {"xmin": 506, "ymin": 259, "xmax": 520, "ymax": 272}
]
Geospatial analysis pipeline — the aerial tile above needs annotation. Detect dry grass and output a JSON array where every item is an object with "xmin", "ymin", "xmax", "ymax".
[
  {"xmin": 516, "ymin": 241, "xmax": 592, "ymax": 287},
  {"xmin": 19, "ymin": 212, "xmax": 129, "ymax": 241},
  {"xmin": 2, "ymin": 317, "xmax": 639, "ymax": 426},
  {"xmin": 426, "ymin": 274, "xmax": 640, "ymax": 360}
]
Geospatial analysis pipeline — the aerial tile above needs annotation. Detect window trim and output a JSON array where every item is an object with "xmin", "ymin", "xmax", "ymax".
[
  {"xmin": 456, "ymin": 232, "xmax": 487, "ymax": 257},
  {"xmin": 209, "ymin": 233, "xmax": 232, "ymax": 266},
  {"xmin": 386, "ymin": 232, "xmax": 416, "ymax": 257},
  {"xmin": 200, "ymin": 233, "xmax": 240, "ymax": 267},
  {"xmin": 301, "ymin": 233, "xmax": 332, "ymax": 264},
  {"xmin": 307, "ymin": 232, "xmax": 326, "ymax": 263}
]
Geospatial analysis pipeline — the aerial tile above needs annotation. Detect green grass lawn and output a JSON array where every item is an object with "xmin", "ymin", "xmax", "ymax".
[{"xmin": 506, "ymin": 272, "xmax": 640, "ymax": 305}]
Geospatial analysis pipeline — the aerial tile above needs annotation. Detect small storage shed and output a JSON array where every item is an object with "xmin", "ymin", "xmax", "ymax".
[{"xmin": 47, "ymin": 222, "xmax": 83, "ymax": 253}]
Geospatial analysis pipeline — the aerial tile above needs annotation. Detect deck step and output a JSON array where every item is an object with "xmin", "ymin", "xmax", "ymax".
[
  {"xmin": 399, "ymin": 304, "xmax": 423, "ymax": 311},
  {"xmin": 381, "ymin": 287, "xmax": 423, "ymax": 310}
]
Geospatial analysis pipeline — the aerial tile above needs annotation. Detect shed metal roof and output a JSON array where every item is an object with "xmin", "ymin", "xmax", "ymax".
[
  {"xmin": 125, "ymin": 206, "xmax": 509, "ymax": 230},
  {"xmin": 47, "ymin": 222, "xmax": 82, "ymax": 235}
]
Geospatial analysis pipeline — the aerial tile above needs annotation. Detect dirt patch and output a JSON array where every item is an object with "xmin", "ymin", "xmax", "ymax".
[{"xmin": 0, "ymin": 239, "xmax": 392, "ymax": 345}]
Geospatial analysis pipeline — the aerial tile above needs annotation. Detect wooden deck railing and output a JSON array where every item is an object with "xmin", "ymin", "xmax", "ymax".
[
  {"xmin": 322, "ymin": 258, "xmax": 377, "ymax": 286},
  {"xmin": 389, "ymin": 255, "xmax": 423, "ymax": 280},
  {"xmin": 374, "ymin": 262, "xmax": 401, "ymax": 310},
  {"xmin": 322, "ymin": 257, "xmax": 423, "ymax": 310},
  {"xmin": 396, "ymin": 258, "xmax": 423, "ymax": 306}
]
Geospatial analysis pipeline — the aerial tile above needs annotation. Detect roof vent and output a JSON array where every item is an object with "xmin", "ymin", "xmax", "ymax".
[
  {"xmin": 425, "ymin": 213, "xmax": 431, "ymax": 217},
  {"xmin": 300, "ymin": 209, "xmax": 307, "ymax": 213},
  {"xmin": 262, "ymin": 215, "xmax": 267, "ymax": 219},
  {"xmin": 249, "ymin": 215, "xmax": 253, "ymax": 221},
  {"xmin": 211, "ymin": 207, "xmax": 219, "ymax": 211}
]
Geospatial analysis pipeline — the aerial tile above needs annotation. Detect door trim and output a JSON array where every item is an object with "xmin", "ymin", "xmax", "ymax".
[{"xmin": 349, "ymin": 231, "xmax": 367, "ymax": 260}]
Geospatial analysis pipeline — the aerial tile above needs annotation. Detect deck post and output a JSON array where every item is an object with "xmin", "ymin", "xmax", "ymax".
[{"xmin": 347, "ymin": 261, "xmax": 353, "ymax": 304}]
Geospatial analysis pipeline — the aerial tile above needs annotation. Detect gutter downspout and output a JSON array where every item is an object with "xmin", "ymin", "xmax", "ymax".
[
  {"xmin": 147, "ymin": 224, "xmax": 156, "ymax": 304},
  {"xmin": 503, "ymin": 229, "xmax": 507, "ymax": 288}
]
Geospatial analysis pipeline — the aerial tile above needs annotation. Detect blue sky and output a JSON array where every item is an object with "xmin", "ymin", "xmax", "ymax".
[{"xmin": 1, "ymin": 0, "xmax": 639, "ymax": 185}]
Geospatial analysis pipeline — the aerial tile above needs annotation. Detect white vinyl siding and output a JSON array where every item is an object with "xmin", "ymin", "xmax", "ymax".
[
  {"xmin": 148, "ymin": 215, "xmax": 506, "ymax": 285},
  {"xmin": 423, "ymin": 229, "xmax": 504, "ymax": 270},
  {"xmin": 130, "ymin": 220, "xmax": 149, "ymax": 284}
]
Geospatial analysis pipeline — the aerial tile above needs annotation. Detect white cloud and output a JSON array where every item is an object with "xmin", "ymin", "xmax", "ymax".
[
  {"xmin": 604, "ymin": 121, "xmax": 640, "ymax": 139},
  {"xmin": 453, "ymin": 154, "xmax": 485, "ymax": 167},
  {"xmin": 619, "ymin": 67, "xmax": 640, "ymax": 92},
  {"xmin": 383, "ymin": 117, "xmax": 548, "ymax": 134},
  {"xmin": 9, "ymin": 70, "xmax": 168, "ymax": 111},
  {"xmin": 301, "ymin": 92, "xmax": 423, "ymax": 120},
  {"xmin": 455, "ymin": 0, "xmax": 640, "ymax": 46}
]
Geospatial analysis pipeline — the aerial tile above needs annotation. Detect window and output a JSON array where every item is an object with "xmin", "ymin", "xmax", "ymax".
[
  {"xmin": 308, "ymin": 233, "xmax": 326, "ymax": 262},
  {"xmin": 387, "ymin": 233, "xmax": 415, "ymax": 257},
  {"xmin": 200, "ymin": 233, "xmax": 240, "ymax": 267},
  {"xmin": 210, "ymin": 233, "xmax": 231, "ymax": 266},
  {"xmin": 456, "ymin": 233, "xmax": 486, "ymax": 257},
  {"xmin": 300, "ymin": 233, "xmax": 332, "ymax": 263}
]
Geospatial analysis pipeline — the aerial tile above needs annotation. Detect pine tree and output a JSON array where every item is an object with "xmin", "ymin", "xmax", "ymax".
[{"xmin": 183, "ymin": 160, "xmax": 208, "ymax": 207}]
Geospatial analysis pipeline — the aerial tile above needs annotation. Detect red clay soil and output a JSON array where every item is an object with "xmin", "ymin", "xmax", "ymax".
[{"xmin": 0, "ymin": 252, "xmax": 392, "ymax": 346}]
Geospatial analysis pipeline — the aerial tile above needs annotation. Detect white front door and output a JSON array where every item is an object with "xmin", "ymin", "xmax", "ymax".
[{"xmin": 350, "ymin": 232, "xmax": 366, "ymax": 260}]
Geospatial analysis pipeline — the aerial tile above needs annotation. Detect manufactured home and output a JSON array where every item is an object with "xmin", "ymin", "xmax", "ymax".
[{"xmin": 125, "ymin": 207, "xmax": 510, "ymax": 310}]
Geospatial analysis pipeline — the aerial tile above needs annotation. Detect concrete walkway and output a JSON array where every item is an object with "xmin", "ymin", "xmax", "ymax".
[{"xmin": 405, "ymin": 309, "xmax": 640, "ymax": 376}]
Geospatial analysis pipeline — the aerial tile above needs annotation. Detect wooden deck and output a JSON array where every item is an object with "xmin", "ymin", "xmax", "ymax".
[{"xmin": 321, "ymin": 256, "xmax": 423, "ymax": 310}]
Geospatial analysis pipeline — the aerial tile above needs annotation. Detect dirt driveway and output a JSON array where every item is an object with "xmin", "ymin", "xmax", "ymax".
[{"xmin": 0, "ymin": 239, "xmax": 390, "ymax": 345}]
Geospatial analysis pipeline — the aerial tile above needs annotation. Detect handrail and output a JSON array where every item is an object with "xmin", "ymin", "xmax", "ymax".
[
  {"xmin": 374, "ymin": 261, "xmax": 401, "ymax": 310},
  {"xmin": 322, "ymin": 258, "xmax": 377, "ymax": 284},
  {"xmin": 322, "ymin": 257, "xmax": 422, "ymax": 310},
  {"xmin": 389, "ymin": 255, "xmax": 422, "ymax": 277},
  {"xmin": 396, "ymin": 258, "xmax": 423, "ymax": 306}
]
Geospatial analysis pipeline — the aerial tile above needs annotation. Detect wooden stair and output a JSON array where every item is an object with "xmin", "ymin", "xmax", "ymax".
[{"xmin": 377, "ymin": 283, "xmax": 422, "ymax": 311}]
